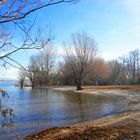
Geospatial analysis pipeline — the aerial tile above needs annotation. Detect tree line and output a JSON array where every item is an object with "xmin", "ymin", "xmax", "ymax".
[{"xmin": 18, "ymin": 33, "xmax": 140, "ymax": 90}]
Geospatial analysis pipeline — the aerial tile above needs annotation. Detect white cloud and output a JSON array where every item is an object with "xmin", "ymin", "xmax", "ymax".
[
  {"xmin": 0, "ymin": 67, "xmax": 18, "ymax": 80},
  {"xmin": 101, "ymin": 51, "xmax": 124, "ymax": 61}
]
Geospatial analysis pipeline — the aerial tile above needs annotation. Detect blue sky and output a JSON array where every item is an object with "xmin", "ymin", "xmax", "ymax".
[{"xmin": 1, "ymin": 0, "xmax": 140, "ymax": 79}]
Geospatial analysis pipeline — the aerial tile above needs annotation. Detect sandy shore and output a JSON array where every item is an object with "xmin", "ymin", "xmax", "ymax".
[
  {"xmin": 25, "ymin": 87, "xmax": 140, "ymax": 140},
  {"xmin": 25, "ymin": 111, "xmax": 140, "ymax": 140},
  {"xmin": 49, "ymin": 86, "xmax": 76, "ymax": 91}
]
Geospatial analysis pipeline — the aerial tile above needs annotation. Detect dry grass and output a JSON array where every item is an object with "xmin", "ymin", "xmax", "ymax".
[
  {"xmin": 25, "ymin": 122, "xmax": 140, "ymax": 140},
  {"xmin": 82, "ymin": 85, "xmax": 140, "ymax": 91}
]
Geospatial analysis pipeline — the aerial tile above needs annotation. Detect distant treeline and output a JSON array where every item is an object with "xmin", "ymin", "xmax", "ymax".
[{"xmin": 18, "ymin": 33, "xmax": 140, "ymax": 89}]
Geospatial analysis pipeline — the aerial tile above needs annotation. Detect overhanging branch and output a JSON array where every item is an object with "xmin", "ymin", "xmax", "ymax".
[{"xmin": 0, "ymin": 0, "xmax": 77, "ymax": 24}]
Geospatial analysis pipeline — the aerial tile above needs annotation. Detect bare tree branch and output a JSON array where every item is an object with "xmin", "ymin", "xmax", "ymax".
[{"xmin": 0, "ymin": 0, "xmax": 78, "ymax": 24}]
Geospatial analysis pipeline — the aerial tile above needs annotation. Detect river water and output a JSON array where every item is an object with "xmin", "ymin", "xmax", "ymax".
[{"xmin": 0, "ymin": 81, "xmax": 129, "ymax": 139}]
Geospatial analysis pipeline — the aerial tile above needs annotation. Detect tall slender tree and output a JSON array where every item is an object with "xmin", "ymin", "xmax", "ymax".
[{"xmin": 64, "ymin": 32, "xmax": 97, "ymax": 90}]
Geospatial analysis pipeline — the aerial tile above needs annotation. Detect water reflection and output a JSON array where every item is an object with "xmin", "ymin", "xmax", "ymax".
[{"xmin": 0, "ymin": 82, "xmax": 129, "ymax": 139}]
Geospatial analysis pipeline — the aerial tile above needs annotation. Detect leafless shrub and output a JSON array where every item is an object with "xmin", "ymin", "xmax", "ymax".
[{"xmin": 0, "ymin": 89, "xmax": 15, "ymax": 128}]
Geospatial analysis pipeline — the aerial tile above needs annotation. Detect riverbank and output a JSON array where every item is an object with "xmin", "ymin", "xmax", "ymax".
[
  {"xmin": 50, "ymin": 86, "xmax": 140, "ymax": 109},
  {"xmin": 48, "ymin": 86, "xmax": 76, "ymax": 91},
  {"xmin": 25, "ymin": 111, "xmax": 140, "ymax": 140},
  {"xmin": 49, "ymin": 85, "xmax": 140, "ymax": 92},
  {"xmin": 82, "ymin": 85, "xmax": 140, "ymax": 91},
  {"xmin": 25, "ymin": 87, "xmax": 140, "ymax": 140}
]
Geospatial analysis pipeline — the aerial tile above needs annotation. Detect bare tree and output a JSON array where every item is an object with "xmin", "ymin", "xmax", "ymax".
[
  {"xmin": 64, "ymin": 32, "xmax": 97, "ymax": 90},
  {"xmin": 119, "ymin": 49, "xmax": 140, "ymax": 84},
  {"xmin": 59, "ymin": 61, "xmax": 75, "ymax": 85},
  {"xmin": 106, "ymin": 49, "xmax": 140, "ymax": 85},
  {"xmin": 108, "ymin": 60, "xmax": 122, "ymax": 84},
  {"xmin": 128, "ymin": 50, "xmax": 140, "ymax": 84},
  {"xmin": 27, "ymin": 44, "xmax": 56, "ymax": 87},
  {"xmin": 18, "ymin": 69, "xmax": 26, "ymax": 88},
  {"xmin": 27, "ymin": 56, "xmax": 39, "ymax": 88},
  {"xmin": 119, "ymin": 56, "xmax": 130, "ymax": 84},
  {"xmin": 40, "ymin": 44, "xmax": 56, "ymax": 85}
]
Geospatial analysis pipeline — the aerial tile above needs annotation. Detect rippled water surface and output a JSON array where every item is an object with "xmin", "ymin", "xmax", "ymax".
[{"xmin": 0, "ymin": 81, "xmax": 129, "ymax": 139}]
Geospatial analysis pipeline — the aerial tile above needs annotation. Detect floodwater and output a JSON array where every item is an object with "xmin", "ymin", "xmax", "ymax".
[{"xmin": 0, "ymin": 81, "xmax": 129, "ymax": 139}]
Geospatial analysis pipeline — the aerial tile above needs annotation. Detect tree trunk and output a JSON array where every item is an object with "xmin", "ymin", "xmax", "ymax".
[
  {"xmin": 76, "ymin": 81, "xmax": 82, "ymax": 90},
  {"xmin": 20, "ymin": 80, "xmax": 24, "ymax": 89},
  {"xmin": 32, "ymin": 81, "xmax": 35, "ymax": 89}
]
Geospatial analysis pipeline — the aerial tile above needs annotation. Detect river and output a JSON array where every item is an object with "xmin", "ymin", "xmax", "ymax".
[{"xmin": 0, "ymin": 80, "xmax": 129, "ymax": 139}]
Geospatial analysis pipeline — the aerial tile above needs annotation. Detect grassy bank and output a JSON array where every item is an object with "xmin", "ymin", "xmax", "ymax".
[{"xmin": 82, "ymin": 85, "xmax": 140, "ymax": 91}]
